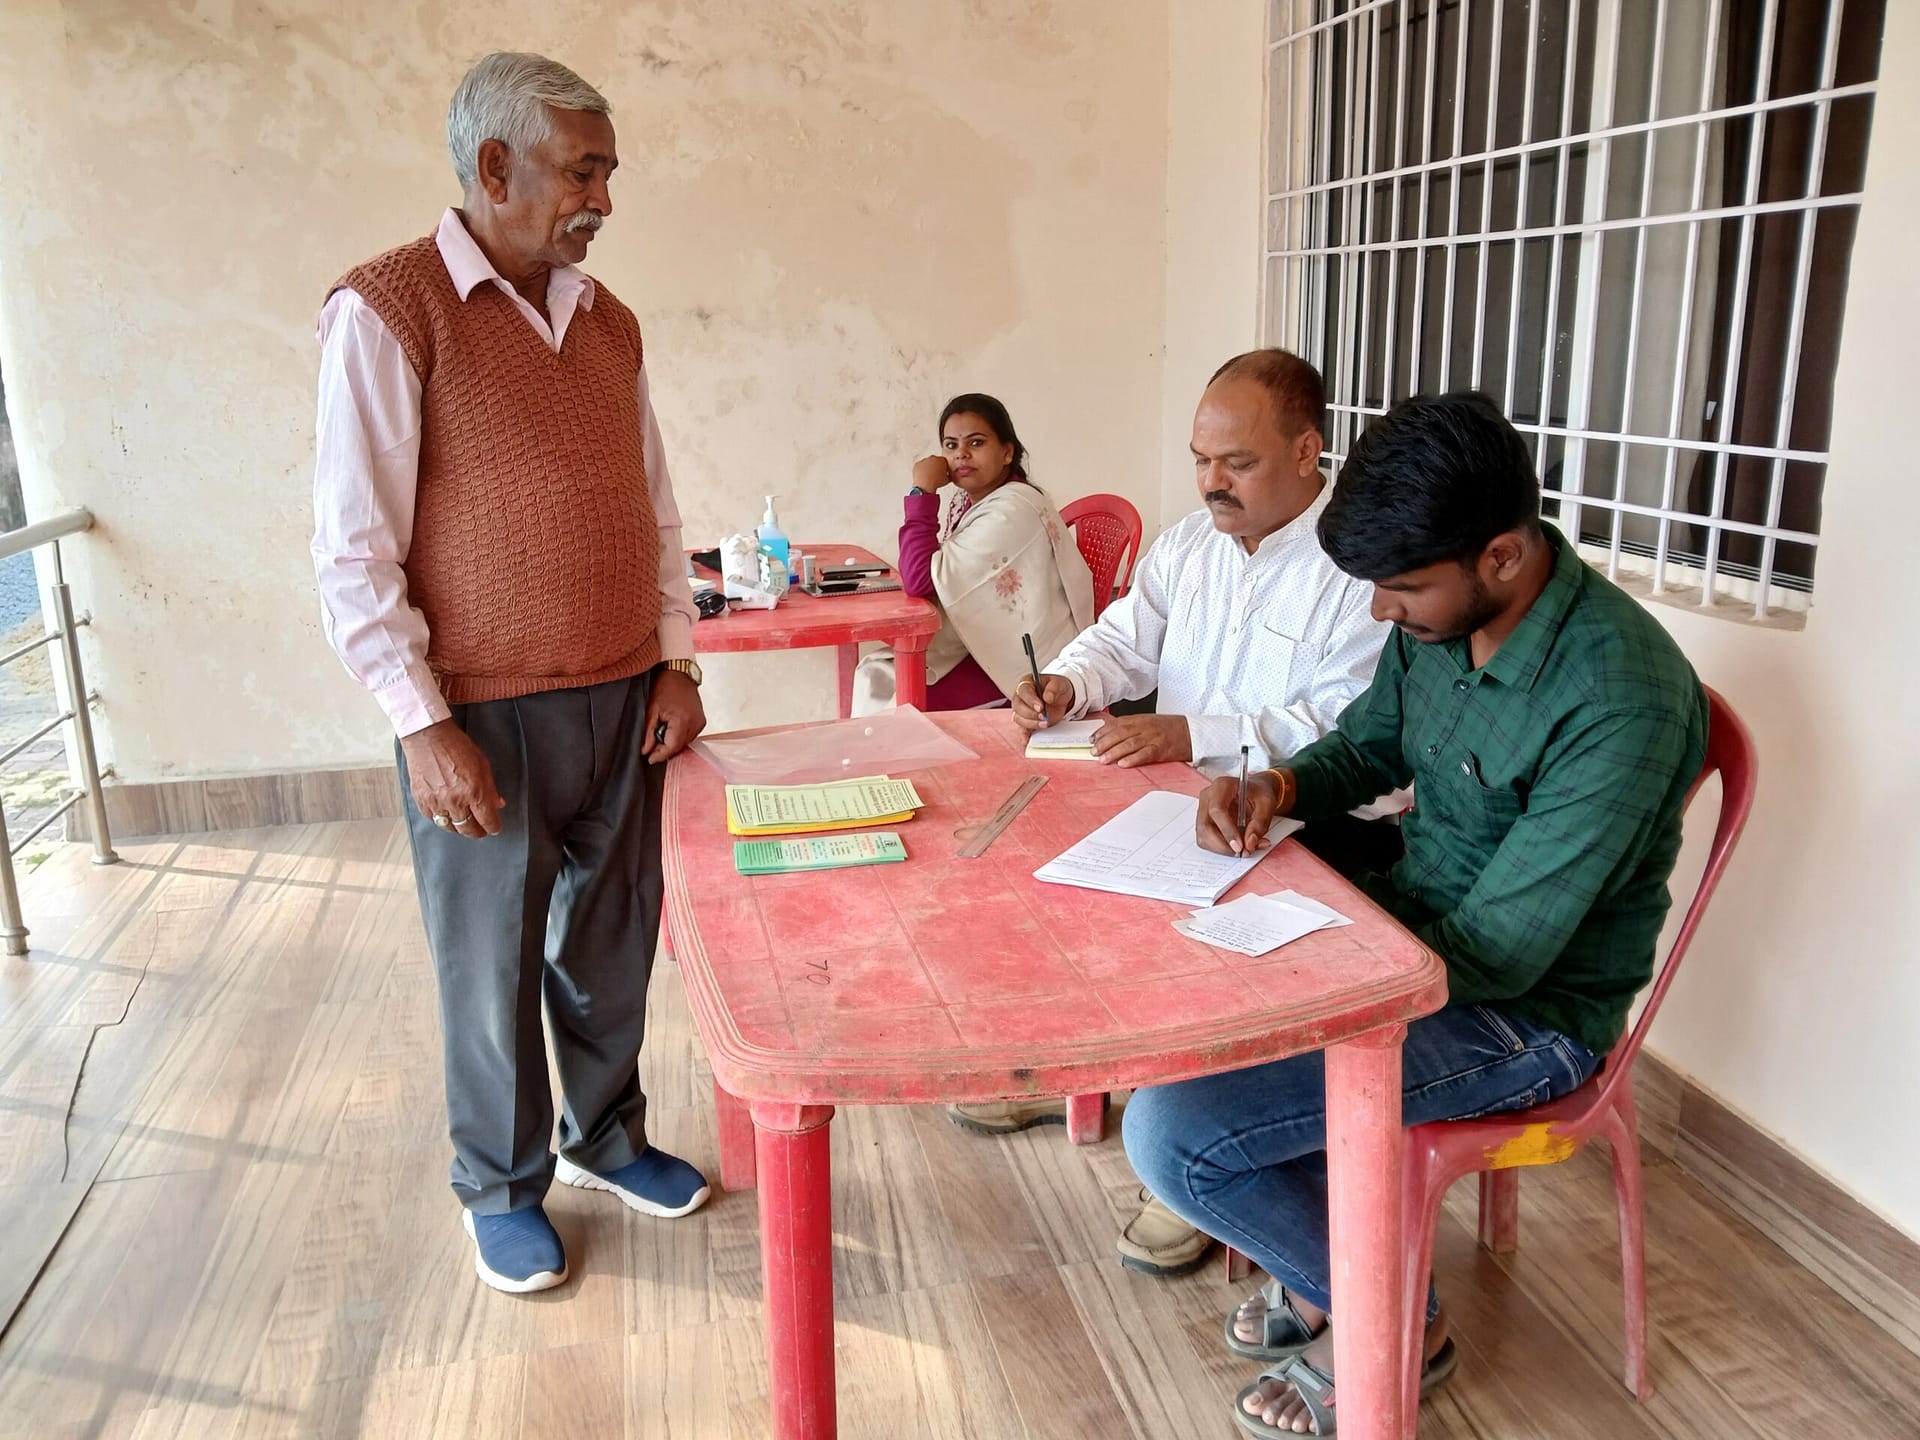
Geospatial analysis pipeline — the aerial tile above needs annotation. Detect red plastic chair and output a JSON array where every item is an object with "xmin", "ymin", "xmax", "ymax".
[
  {"xmin": 1060, "ymin": 493, "xmax": 1143, "ymax": 619},
  {"xmin": 1396, "ymin": 686, "xmax": 1756, "ymax": 1415}
]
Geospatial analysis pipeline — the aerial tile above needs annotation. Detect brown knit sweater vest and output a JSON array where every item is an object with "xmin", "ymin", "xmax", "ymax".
[{"xmin": 334, "ymin": 232, "xmax": 662, "ymax": 704}]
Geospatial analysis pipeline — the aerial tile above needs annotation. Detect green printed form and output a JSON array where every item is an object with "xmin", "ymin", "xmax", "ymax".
[{"xmin": 734, "ymin": 832, "xmax": 910, "ymax": 874}]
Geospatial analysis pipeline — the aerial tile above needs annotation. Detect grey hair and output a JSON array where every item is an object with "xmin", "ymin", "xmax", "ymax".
[{"xmin": 446, "ymin": 52, "xmax": 611, "ymax": 190}]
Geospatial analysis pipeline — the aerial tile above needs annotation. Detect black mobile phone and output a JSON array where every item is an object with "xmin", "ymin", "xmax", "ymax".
[{"xmin": 820, "ymin": 564, "xmax": 889, "ymax": 580}]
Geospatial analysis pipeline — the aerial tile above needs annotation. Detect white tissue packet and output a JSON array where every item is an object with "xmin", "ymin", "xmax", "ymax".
[{"xmin": 720, "ymin": 533, "xmax": 775, "ymax": 603}]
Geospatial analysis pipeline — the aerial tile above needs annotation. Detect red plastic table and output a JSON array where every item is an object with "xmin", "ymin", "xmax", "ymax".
[
  {"xmin": 691, "ymin": 543, "xmax": 940, "ymax": 715},
  {"xmin": 662, "ymin": 711, "xmax": 1448, "ymax": 1440}
]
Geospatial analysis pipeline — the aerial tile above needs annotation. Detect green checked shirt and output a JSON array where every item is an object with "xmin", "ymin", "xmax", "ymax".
[{"xmin": 1289, "ymin": 532, "xmax": 1707, "ymax": 1054}]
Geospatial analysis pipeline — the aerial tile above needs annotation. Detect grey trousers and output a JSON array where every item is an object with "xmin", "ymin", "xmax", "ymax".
[{"xmin": 398, "ymin": 672, "xmax": 665, "ymax": 1214}]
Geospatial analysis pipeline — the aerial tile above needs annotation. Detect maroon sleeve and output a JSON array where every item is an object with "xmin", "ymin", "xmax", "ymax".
[{"xmin": 898, "ymin": 491, "xmax": 943, "ymax": 597}]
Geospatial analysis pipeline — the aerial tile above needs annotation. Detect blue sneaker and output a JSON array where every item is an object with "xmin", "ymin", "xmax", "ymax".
[
  {"xmin": 462, "ymin": 1206, "xmax": 568, "ymax": 1294},
  {"xmin": 555, "ymin": 1148, "xmax": 711, "ymax": 1218}
]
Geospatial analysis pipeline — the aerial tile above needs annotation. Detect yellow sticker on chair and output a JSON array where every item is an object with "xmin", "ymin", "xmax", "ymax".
[{"xmin": 1484, "ymin": 1124, "xmax": 1578, "ymax": 1169}]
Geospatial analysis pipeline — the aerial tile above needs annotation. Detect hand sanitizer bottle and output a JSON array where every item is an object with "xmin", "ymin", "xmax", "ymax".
[{"xmin": 757, "ymin": 495, "xmax": 790, "ymax": 568}]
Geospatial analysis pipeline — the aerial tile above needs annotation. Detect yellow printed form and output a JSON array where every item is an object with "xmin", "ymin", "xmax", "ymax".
[{"xmin": 725, "ymin": 777, "xmax": 927, "ymax": 836}]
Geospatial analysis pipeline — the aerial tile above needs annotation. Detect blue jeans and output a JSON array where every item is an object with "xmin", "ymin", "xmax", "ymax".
[{"xmin": 1123, "ymin": 1004, "xmax": 1599, "ymax": 1319}]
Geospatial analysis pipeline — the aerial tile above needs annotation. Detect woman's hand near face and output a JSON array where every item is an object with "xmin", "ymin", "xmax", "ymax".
[{"xmin": 912, "ymin": 454, "xmax": 953, "ymax": 492}]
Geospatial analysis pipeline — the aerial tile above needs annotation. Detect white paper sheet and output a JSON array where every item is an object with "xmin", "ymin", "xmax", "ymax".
[
  {"xmin": 1263, "ymin": 889, "xmax": 1355, "ymax": 930},
  {"xmin": 1033, "ymin": 791, "xmax": 1299, "ymax": 907},
  {"xmin": 1172, "ymin": 891, "xmax": 1349, "ymax": 958}
]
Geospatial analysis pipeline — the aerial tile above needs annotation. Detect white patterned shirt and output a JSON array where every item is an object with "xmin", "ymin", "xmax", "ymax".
[{"xmin": 1046, "ymin": 486, "xmax": 1391, "ymax": 782}]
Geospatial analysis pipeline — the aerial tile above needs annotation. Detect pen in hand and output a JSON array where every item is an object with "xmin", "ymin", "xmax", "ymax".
[
  {"xmin": 1237, "ymin": 745, "xmax": 1249, "ymax": 835},
  {"xmin": 1021, "ymin": 632, "xmax": 1047, "ymax": 729}
]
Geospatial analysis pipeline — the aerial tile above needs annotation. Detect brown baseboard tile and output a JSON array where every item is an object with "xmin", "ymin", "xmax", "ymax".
[
  {"xmin": 1638, "ymin": 1049, "xmax": 1920, "ymax": 1358},
  {"xmin": 72, "ymin": 765, "xmax": 403, "ymax": 842}
]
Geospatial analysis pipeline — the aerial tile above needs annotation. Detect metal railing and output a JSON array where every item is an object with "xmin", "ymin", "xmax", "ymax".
[{"xmin": 0, "ymin": 509, "xmax": 117, "ymax": 955}]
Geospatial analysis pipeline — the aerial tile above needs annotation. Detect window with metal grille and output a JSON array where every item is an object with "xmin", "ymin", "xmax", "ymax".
[{"xmin": 1264, "ymin": 0, "xmax": 1885, "ymax": 621}]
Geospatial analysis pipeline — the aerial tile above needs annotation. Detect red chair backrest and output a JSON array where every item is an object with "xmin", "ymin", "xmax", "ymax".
[
  {"xmin": 1059, "ymin": 494, "xmax": 1144, "ymax": 619},
  {"xmin": 1590, "ymin": 686, "xmax": 1758, "ymax": 1106}
]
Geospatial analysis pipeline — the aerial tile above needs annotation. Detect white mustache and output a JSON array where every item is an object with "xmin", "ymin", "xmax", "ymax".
[{"xmin": 563, "ymin": 209, "xmax": 605, "ymax": 234}]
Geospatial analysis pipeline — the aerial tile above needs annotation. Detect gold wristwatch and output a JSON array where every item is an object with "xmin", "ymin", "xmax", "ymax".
[{"xmin": 662, "ymin": 658, "xmax": 703, "ymax": 685}]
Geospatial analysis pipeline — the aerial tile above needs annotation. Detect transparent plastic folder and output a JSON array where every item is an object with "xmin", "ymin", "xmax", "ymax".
[{"xmin": 689, "ymin": 705, "xmax": 980, "ymax": 786}]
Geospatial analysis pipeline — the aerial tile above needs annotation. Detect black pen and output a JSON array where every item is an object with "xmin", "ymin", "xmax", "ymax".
[
  {"xmin": 654, "ymin": 720, "xmax": 669, "ymax": 748},
  {"xmin": 1021, "ymin": 632, "xmax": 1047, "ymax": 728},
  {"xmin": 1238, "ymin": 745, "xmax": 1250, "ymax": 834}
]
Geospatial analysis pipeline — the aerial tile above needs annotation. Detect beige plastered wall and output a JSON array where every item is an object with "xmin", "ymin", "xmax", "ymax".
[
  {"xmin": 1179, "ymin": 6, "xmax": 1920, "ymax": 1240},
  {"xmin": 0, "ymin": 0, "xmax": 1169, "ymax": 776}
]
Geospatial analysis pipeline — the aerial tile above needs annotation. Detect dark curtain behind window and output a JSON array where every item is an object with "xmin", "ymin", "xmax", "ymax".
[{"xmin": 1683, "ymin": 0, "xmax": 1884, "ymax": 584}]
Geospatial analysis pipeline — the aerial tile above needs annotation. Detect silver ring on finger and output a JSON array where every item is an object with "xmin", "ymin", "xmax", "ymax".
[{"xmin": 432, "ymin": 814, "xmax": 452, "ymax": 829}]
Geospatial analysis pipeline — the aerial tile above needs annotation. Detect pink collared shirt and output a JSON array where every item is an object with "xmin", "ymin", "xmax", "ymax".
[{"xmin": 311, "ymin": 208, "xmax": 697, "ymax": 736}]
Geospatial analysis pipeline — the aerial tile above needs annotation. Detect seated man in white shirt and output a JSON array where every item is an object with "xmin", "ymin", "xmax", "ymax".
[{"xmin": 948, "ymin": 348, "xmax": 1398, "ymax": 1277}]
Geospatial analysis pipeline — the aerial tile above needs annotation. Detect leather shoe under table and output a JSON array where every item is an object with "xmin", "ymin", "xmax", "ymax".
[{"xmin": 1116, "ymin": 1188, "xmax": 1214, "ymax": 1277}]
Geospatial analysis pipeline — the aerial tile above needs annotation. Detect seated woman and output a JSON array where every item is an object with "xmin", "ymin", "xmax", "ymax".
[{"xmin": 854, "ymin": 394, "xmax": 1095, "ymax": 713}]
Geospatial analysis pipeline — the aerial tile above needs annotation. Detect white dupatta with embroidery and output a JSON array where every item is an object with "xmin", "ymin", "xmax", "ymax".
[{"xmin": 854, "ymin": 481, "xmax": 1095, "ymax": 712}]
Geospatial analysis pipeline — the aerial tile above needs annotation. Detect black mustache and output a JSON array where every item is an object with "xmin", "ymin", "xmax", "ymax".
[{"xmin": 1204, "ymin": 491, "xmax": 1243, "ymax": 509}]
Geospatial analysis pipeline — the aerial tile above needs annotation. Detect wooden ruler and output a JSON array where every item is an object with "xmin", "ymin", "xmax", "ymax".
[{"xmin": 955, "ymin": 775, "xmax": 1048, "ymax": 858}]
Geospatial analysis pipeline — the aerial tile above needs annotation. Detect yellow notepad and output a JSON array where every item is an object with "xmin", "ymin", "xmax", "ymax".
[
  {"xmin": 724, "ymin": 776, "xmax": 926, "ymax": 836},
  {"xmin": 1023, "ymin": 719, "xmax": 1103, "ymax": 762}
]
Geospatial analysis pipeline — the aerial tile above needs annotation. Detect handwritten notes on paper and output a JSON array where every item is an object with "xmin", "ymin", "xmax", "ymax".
[
  {"xmin": 1032, "ymin": 790, "xmax": 1352, "ymax": 954},
  {"xmin": 1033, "ymin": 791, "xmax": 1301, "ymax": 907},
  {"xmin": 1173, "ymin": 889, "xmax": 1354, "ymax": 958}
]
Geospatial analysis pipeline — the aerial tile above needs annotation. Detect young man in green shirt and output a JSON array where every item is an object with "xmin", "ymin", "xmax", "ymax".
[{"xmin": 1123, "ymin": 392, "xmax": 1707, "ymax": 1435}]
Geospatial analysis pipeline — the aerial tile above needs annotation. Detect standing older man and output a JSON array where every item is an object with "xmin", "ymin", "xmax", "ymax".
[{"xmin": 311, "ymin": 52, "xmax": 709, "ymax": 1295}]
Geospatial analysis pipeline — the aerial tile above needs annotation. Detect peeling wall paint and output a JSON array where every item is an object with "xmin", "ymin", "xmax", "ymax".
[{"xmin": 0, "ymin": 0, "xmax": 1169, "ymax": 778}]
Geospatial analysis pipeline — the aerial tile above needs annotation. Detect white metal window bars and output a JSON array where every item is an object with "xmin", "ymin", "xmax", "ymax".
[{"xmin": 1265, "ymin": 0, "xmax": 1883, "ymax": 619}]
